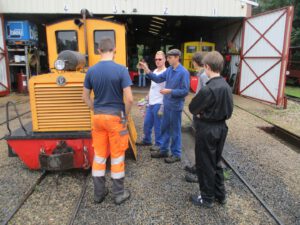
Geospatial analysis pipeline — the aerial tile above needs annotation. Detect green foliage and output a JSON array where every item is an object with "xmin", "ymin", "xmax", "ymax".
[{"xmin": 255, "ymin": 0, "xmax": 300, "ymax": 46}]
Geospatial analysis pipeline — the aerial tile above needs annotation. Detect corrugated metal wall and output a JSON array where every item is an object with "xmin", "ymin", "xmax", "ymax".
[{"xmin": 0, "ymin": 0, "xmax": 248, "ymax": 17}]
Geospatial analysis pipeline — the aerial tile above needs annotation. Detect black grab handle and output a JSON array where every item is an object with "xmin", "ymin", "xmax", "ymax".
[{"xmin": 6, "ymin": 101, "xmax": 28, "ymax": 136}]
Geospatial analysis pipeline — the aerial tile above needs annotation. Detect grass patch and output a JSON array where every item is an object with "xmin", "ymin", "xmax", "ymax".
[{"xmin": 285, "ymin": 85, "xmax": 300, "ymax": 98}]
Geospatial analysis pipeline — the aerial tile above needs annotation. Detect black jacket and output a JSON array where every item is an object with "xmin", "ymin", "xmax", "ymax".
[{"xmin": 189, "ymin": 76, "xmax": 233, "ymax": 122}]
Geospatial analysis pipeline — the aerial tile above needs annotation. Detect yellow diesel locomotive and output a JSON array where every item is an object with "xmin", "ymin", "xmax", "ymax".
[{"xmin": 6, "ymin": 12, "xmax": 137, "ymax": 170}]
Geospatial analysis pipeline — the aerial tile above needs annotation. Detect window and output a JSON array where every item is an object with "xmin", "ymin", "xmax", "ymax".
[
  {"xmin": 94, "ymin": 30, "xmax": 116, "ymax": 54},
  {"xmin": 202, "ymin": 46, "xmax": 213, "ymax": 52},
  {"xmin": 186, "ymin": 46, "xmax": 197, "ymax": 53},
  {"xmin": 56, "ymin": 31, "xmax": 78, "ymax": 53}
]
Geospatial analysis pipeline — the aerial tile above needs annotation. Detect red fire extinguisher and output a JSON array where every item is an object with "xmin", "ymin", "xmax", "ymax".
[{"xmin": 17, "ymin": 70, "xmax": 27, "ymax": 93}]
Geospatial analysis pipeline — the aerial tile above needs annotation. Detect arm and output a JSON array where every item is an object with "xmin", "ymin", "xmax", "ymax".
[
  {"xmin": 188, "ymin": 87, "xmax": 213, "ymax": 115},
  {"xmin": 171, "ymin": 71, "xmax": 190, "ymax": 98},
  {"xmin": 82, "ymin": 70, "xmax": 94, "ymax": 110},
  {"xmin": 121, "ymin": 67, "xmax": 134, "ymax": 116},
  {"xmin": 123, "ymin": 86, "xmax": 133, "ymax": 116},
  {"xmin": 147, "ymin": 71, "xmax": 167, "ymax": 83},
  {"xmin": 82, "ymin": 87, "xmax": 94, "ymax": 110},
  {"xmin": 139, "ymin": 62, "xmax": 167, "ymax": 83}
]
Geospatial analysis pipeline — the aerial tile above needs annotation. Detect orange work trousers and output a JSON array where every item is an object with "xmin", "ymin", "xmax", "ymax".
[{"xmin": 91, "ymin": 114, "xmax": 129, "ymax": 179}]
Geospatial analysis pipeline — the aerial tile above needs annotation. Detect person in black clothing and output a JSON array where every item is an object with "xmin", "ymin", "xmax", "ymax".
[{"xmin": 188, "ymin": 51, "xmax": 233, "ymax": 208}]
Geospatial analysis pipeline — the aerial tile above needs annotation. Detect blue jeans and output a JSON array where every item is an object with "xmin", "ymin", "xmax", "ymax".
[
  {"xmin": 143, "ymin": 104, "xmax": 162, "ymax": 146},
  {"xmin": 160, "ymin": 108, "xmax": 182, "ymax": 157},
  {"xmin": 138, "ymin": 74, "xmax": 146, "ymax": 87}
]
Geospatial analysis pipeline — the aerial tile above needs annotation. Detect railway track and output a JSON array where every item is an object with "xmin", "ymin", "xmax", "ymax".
[
  {"xmin": 0, "ymin": 171, "xmax": 89, "ymax": 225},
  {"xmin": 1, "ymin": 171, "xmax": 48, "ymax": 225},
  {"xmin": 286, "ymin": 94, "xmax": 300, "ymax": 103},
  {"xmin": 182, "ymin": 109, "xmax": 285, "ymax": 225}
]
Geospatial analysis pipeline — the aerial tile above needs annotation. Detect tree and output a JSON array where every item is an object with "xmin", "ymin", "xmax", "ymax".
[{"xmin": 254, "ymin": 0, "xmax": 300, "ymax": 46}]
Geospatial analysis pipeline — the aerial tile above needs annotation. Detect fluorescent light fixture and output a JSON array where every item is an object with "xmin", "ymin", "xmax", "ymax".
[
  {"xmin": 150, "ymin": 24, "xmax": 162, "ymax": 29},
  {"xmin": 240, "ymin": 0, "xmax": 259, "ymax": 6},
  {"xmin": 149, "ymin": 27, "xmax": 160, "ymax": 31},
  {"xmin": 152, "ymin": 16, "xmax": 166, "ymax": 21},
  {"xmin": 103, "ymin": 16, "xmax": 114, "ymax": 19},
  {"xmin": 151, "ymin": 20, "xmax": 164, "ymax": 25},
  {"xmin": 149, "ymin": 28, "xmax": 160, "ymax": 32},
  {"xmin": 149, "ymin": 31, "xmax": 158, "ymax": 35}
]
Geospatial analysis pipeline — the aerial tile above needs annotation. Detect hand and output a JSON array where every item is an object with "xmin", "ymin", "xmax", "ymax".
[
  {"xmin": 138, "ymin": 62, "xmax": 150, "ymax": 73},
  {"xmin": 160, "ymin": 89, "xmax": 172, "ymax": 95}
]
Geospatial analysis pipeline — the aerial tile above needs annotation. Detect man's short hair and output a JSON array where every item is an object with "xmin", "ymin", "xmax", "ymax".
[
  {"xmin": 202, "ymin": 51, "xmax": 224, "ymax": 73},
  {"xmin": 192, "ymin": 51, "xmax": 206, "ymax": 66},
  {"xmin": 156, "ymin": 50, "xmax": 166, "ymax": 58},
  {"xmin": 99, "ymin": 38, "xmax": 115, "ymax": 53}
]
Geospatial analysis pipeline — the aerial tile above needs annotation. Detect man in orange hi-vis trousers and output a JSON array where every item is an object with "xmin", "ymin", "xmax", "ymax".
[{"xmin": 82, "ymin": 38, "xmax": 133, "ymax": 205}]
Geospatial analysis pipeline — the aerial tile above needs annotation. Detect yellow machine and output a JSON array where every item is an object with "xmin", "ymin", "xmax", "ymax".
[
  {"xmin": 182, "ymin": 41, "xmax": 215, "ymax": 73},
  {"xmin": 28, "ymin": 14, "xmax": 137, "ymax": 160}
]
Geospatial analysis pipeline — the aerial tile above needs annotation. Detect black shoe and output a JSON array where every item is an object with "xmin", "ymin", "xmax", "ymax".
[
  {"xmin": 151, "ymin": 151, "xmax": 169, "ymax": 158},
  {"xmin": 184, "ymin": 165, "xmax": 197, "ymax": 174},
  {"xmin": 190, "ymin": 194, "xmax": 213, "ymax": 208},
  {"xmin": 94, "ymin": 188, "xmax": 109, "ymax": 204},
  {"xmin": 185, "ymin": 173, "xmax": 198, "ymax": 183},
  {"xmin": 114, "ymin": 190, "xmax": 131, "ymax": 205},
  {"xmin": 150, "ymin": 146, "xmax": 160, "ymax": 152},
  {"xmin": 164, "ymin": 155, "xmax": 181, "ymax": 164},
  {"xmin": 215, "ymin": 196, "xmax": 227, "ymax": 205},
  {"xmin": 136, "ymin": 141, "xmax": 152, "ymax": 146}
]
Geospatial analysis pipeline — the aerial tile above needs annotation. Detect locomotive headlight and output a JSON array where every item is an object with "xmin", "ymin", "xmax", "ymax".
[{"xmin": 54, "ymin": 60, "xmax": 66, "ymax": 71}]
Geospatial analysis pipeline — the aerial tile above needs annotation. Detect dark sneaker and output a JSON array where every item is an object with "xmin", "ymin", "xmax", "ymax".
[
  {"xmin": 114, "ymin": 189, "xmax": 131, "ymax": 205},
  {"xmin": 136, "ymin": 141, "xmax": 152, "ymax": 146},
  {"xmin": 164, "ymin": 155, "xmax": 181, "ymax": 164},
  {"xmin": 151, "ymin": 151, "xmax": 169, "ymax": 158},
  {"xmin": 184, "ymin": 165, "xmax": 197, "ymax": 174},
  {"xmin": 185, "ymin": 173, "xmax": 198, "ymax": 183},
  {"xmin": 190, "ymin": 194, "xmax": 213, "ymax": 208},
  {"xmin": 94, "ymin": 188, "xmax": 109, "ymax": 204},
  {"xmin": 215, "ymin": 196, "xmax": 227, "ymax": 205},
  {"xmin": 150, "ymin": 146, "xmax": 160, "ymax": 152}
]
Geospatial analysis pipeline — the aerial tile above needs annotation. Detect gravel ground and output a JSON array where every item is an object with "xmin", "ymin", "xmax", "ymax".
[
  {"xmin": 8, "ymin": 171, "xmax": 87, "ymax": 225},
  {"xmin": 233, "ymin": 95, "xmax": 300, "ymax": 136},
  {"xmin": 73, "ymin": 94, "xmax": 275, "ymax": 225},
  {"xmin": 0, "ymin": 92, "xmax": 299, "ymax": 225},
  {"xmin": 225, "ymin": 107, "xmax": 300, "ymax": 225},
  {"xmin": 0, "ymin": 140, "xmax": 42, "ymax": 224}
]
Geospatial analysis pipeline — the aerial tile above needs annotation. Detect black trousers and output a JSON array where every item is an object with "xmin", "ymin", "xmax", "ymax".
[{"xmin": 194, "ymin": 120, "xmax": 228, "ymax": 202}]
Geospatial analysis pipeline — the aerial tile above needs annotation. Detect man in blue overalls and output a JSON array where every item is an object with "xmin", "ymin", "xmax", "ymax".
[{"xmin": 139, "ymin": 49, "xmax": 190, "ymax": 163}]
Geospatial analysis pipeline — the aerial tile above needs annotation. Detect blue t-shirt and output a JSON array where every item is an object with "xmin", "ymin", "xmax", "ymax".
[{"xmin": 84, "ymin": 60, "xmax": 132, "ymax": 114}]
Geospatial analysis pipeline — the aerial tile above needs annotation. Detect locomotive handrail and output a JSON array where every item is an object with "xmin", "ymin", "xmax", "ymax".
[{"xmin": 6, "ymin": 101, "xmax": 28, "ymax": 136}]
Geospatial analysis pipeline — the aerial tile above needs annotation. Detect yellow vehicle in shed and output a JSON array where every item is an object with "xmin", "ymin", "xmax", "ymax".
[
  {"xmin": 6, "ymin": 10, "xmax": 137, "ymax": 171},
  {"xmin": 182, "ymin": 41, "xmax": 215, "ymax": 74}
]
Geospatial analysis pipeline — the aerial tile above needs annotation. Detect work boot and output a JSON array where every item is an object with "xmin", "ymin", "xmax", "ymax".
[
  {"xmin": 94, "ymin": 188, "xmax": 109, "ymax": 204},
  {"xmin": 164, "ymin": 155, "xmax": 181, "ymax": 163},
  {"xmin": 150, "ymin": 145, "xmax": 160, "ymax": 152},
  {"xmin": 114, "ymin": 190, "xmax": 131, "ymax": 205},
  {"xmin": 93, "ymin": 176, "xmax": 108, "ymax": 203},
  {"xmin": 215, "ymin": 196, "xmax": 227, "ymax": 205},
  {"xmin": 136, "ymin": 141, "xmax": 152, "ymax": 146},
  {"xmin": 112, "ymin": 178, "xmax": 131, "ymax": 205},
  {"xmin": 190, "ymin": 194, "xmax": 213, "ymax": 208},
  {"xmin": 185, "ymin": 173, "xmax": 198, "ymax": 183},
  {"xmin": 184, "ymin": 165, "xmax": 197, "ymax": 174},
  {"xmin": 151, "ymin": 151, "xmax": 169, "ymax": 158}
]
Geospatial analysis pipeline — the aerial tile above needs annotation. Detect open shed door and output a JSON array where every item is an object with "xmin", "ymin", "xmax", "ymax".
[
  {"xmin": 239, "ymin": 6, "xmax": 294, "ymax": 106},
  {"xmin": 0, "ymin": 15, "xmax": 9, "ymax": 96}
]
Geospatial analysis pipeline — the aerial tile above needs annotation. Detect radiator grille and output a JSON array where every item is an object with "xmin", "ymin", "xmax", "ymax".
[{"xmin": 32, "ymin": 82, "xmax": 91, "ymax": 132}]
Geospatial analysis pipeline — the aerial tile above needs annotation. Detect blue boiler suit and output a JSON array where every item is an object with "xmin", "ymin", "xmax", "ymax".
[{"xmin": 146, "ymin": 64, "xmax": 190, "ymax": 157}]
